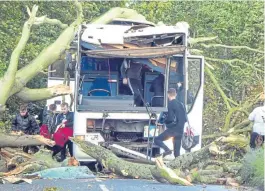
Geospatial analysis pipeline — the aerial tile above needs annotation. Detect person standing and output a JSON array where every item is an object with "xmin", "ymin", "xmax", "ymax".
[
  {"xmin": 40, "ymin": 104, "xmax": 58, "ymax": 151},
  {"xmin": 11, "ymin": 104, "xmax": 40, "ymax": 153},
  {"xmin": 121, "ymin": 59, "xmax": 143, "ymax": 106},
  {"xmin": 154, "ymin": 88, "xmax": 186, "ymax": 158},
  {"xmin": 248, "ymin": 103, "xmax": 265, "ymax": 146},
  {"xmin": 53, "ymin": 102, "xmax": 74, "ymax": 162}
]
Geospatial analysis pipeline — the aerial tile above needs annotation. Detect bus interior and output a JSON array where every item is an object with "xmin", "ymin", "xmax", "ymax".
[{"xmin": 77, "ymin": 54, "xmax": 185, "ymax": 112}]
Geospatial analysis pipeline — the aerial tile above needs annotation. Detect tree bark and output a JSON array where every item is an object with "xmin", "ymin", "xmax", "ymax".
[
  {"xmin": 8, "ymin": 1, "xmax": 83, "ymax": 97},
  {"xmin": 202, "ymin": 127, "xmax": 251, "ymax": 139},
  {"xmin": 0, "ymin": 5, "xmax": 39, "ymax": 109},
  {"xmin": 71, "ymin": 138, "xmax": 154, "ymax": 179},
  {"xmin": 0, "ymin": 134, "xmax": 55, "ymax": 148},
  {"xmin": 15, "ymin": 84, "xmax": 71, "ymax": 102}
]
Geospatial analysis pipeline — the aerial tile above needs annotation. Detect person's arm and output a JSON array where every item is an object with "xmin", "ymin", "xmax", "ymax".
[
  {"xmin": 175, "ymin": 103, "xmax": 186, "ymax": 129},
  {"xmin": 164, "ymin": 102, "xmax": 175, "ymax": 125},
  {"xmin": 248, "ymin": 109, "xmax": 257, "ymax": 121},
  {"xmin": 11, "ymin": 115, "xmax": 18, "ymax": 131},
  {"xmin": 65, "ymin": 112, "xmax": 74, "ymax": 128},
  {"xmin": 30, "ymin": 116, "xmax": 39, "ymax": 134},
  {"xmin": 120, "ymin": 59, "xmax": 128, "ymax": 79}
]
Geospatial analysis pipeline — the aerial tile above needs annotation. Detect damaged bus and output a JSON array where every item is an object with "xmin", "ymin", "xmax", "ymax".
[{"xmin": 47, "ymin": 19, "xmax": 205, "ymax": 162}]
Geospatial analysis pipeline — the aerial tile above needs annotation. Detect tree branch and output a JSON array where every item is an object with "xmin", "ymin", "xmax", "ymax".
[
  {"xmin": 205, "ymin": 57, "xmax": 264, "ymax": 73},
  {"xmin": 0, "ymin": 5, "xmax": 38, "ymax": 106},
  {"xmin": 15, "ymin": 84, "xmax": 71, "ymax": 102},
  {"xmin": 33, "ymin": 16, "xmax": 68, "ymax": 29},
  {"xmin": 202, "ymin": 127, "xmax": 251, "ymax": 140},
  {"xmin": 189, "ymin": 36, "xmax": 218, "ymax": 45},
  {"xmin": 200, "ymin": 43, "xmax": 264, "ymax": 54},
  {"xmin": 9, "ymin": 1, "xmax": 83, "ymax": 96},
  {"xmin": 223, "ymin": 107, "xmax": 249, "ymax": 132},
  {"xmin": 205, "ymin": 66, "xmax": 231, "ymax": 110},
  {"xmin": 189, "ymin": 49, "xmax": 204, "ymax": 55}
]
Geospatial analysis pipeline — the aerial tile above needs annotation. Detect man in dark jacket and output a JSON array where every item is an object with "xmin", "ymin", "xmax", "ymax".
[
  {"xmin": 11, "ymin": 104, "xmax": 40, "ymax": 153},
  {"xmin": 154, "ymin": 88, "xmax": 186, "ymax": 158},
  {"xmin": 121, "ymin": 59, "xmax": 143, "ymax": 106},
  {"xmin": 52, "ymin": 102, "xmax": 74, "ymax": 162},
  {"xmin": 150, "ymin": 74, "xmax": 164, "ymax": 107}
]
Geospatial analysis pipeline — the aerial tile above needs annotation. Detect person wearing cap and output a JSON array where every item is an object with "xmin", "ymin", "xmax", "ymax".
[
  {"xmin": 154, "ymin": 88, "xmax": 186, "ymax": 158},
  {"xmin": 121, "ymin": 59, "xmax": 143, "ymax": 106}
]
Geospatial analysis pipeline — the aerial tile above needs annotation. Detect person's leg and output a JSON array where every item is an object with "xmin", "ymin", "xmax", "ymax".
[
  {"xmin": 52, "ymin": 145, "xmax": 63, "ymax": 157},
  {"xmin": 128, "ymin": 78, "xmax": 141, "ymax": 106},
  {"xmin": 59, "ymin": 143, "xmax": 67, "ymax": 161},
  {"xmin": 154, "ymin": 129, "xmax": 172, "ymax": 153},
  {"xmin": 23, "ymin": 146, "xmax": 29, "ymax": 153},
  {"xmin": 135, "ymin": 79, "xmax": 143, "ymax": 106},
  {"xmin": 67, "ymin": 141, "xmax": 73, "ymax": 157},
  {"xmin": 173, "ymin": 134, "xmax": 182, "ymax": 158}
]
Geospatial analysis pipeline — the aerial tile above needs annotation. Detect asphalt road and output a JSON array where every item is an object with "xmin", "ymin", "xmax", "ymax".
[{"xmin": 0, "ymin": 178, "xmax": 242, "ymax": 191}]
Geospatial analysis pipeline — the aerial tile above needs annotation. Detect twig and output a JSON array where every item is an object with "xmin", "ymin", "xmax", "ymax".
[
  {"xmin": 201, "ymin": 43, "xmax": 264, "ymax": 54},
  {"xmin": 205, "ymin": 66, "xmax": 231, "ymax": 110},
  {"xmin": 202, "ymin": 127, "xmax": 251, "ymax": 139}
]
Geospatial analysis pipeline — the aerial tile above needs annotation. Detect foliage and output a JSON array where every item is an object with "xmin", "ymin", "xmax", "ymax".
[
  {"xmin": 130, "ymin": 1, "xmax": 264, "ymax": 135},
  {"xmin": 239, "ymin": 148, "xmax": 264, "ymax": 190},
  {"xmin": 0, "ymin": 1, "xmax": 263, "ymax": 136}
]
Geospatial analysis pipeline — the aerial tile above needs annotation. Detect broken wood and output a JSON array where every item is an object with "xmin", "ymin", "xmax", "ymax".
[{"xmin": 0, "ymin": 134, "xmax": 55, "ymax": 148}]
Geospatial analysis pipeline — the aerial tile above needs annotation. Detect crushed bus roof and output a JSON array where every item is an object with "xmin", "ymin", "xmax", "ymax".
[{"xmin": 81, "ymin": 45, "xmax": 186, "ymax": 59}]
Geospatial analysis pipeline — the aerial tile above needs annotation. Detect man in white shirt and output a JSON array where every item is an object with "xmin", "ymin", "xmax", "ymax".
[
  {"xmin": 248, "ymin": 104, "xmax": 265, "ymax": 136},
  {"xmin": 248, "ymin": 103, "xmax": 265, "ymax": 148}
]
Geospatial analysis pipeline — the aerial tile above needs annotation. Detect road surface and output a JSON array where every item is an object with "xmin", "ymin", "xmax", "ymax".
[{"xmin": 0, "ymin": 178, "xmax": 241, "ymax": 191}]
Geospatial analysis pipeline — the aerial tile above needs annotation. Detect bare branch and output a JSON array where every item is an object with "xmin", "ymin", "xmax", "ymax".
[
  {"xmin": 202, "ymin": 126, "xmax": 251, "ymax": 140},
  {"xmin": 205, "ymin": 57, "xmax": 264, "ymax": 73},
  {"xmin": 223, "ymin": 107, "xmax": 249, "ymax": 131},
  {"xmin": 205, "ymin": 66, "xmax": 232, "ymax": 110},
  {"xmin": 9, "ymin": 1, "xmax": 83, "ymax": 96},
  {"xmin": 189, "ymin": 49, "xmax": 204, "ymax": 55},
  {"xmin": 200, "ymin": 43, "xmax": 264, "ymax": 54},
  {"xmin": 15, "ymin": 84, "xmax": 71, "ymax": 102},
  {"xmin": 189, "ymin": 36, "xmax": 218, "ymax": 45},
  {"xmin": 0, "ymin": 5, "xmax": 39, "ymax": 106},
  {"xmin": 34, "ymin": 15, "xmax": 68, "ymax": 29},
  {"xmin": 205, "ymin": 61, "xmax": 215, "ymax": 70}
]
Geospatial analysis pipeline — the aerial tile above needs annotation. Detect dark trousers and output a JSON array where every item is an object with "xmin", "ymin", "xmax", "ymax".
[
  {"xmin": 128, "ymin": 78, "xmax": 143, "ymax": 106},
  {"xmin": 52, "ymin": 140, "xmax": 73, "ymax": 159},
  {"xmin": 154, "ymin": 128, "xmax": 182, "ymax": 158}
]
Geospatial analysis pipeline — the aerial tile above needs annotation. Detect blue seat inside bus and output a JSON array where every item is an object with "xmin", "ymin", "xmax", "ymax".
[
  {"xmin": 80, "ymin": 71, "xmax": 118, "ymax": 97},
  {"xmin": 88, "ymin": 78, "xmax": 111, "ymax": 96}
]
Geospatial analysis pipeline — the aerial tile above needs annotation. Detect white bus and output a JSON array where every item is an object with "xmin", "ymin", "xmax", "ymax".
[{"xmin": 47, "ymin": 19, "xmax": 204, "ymax": 162}]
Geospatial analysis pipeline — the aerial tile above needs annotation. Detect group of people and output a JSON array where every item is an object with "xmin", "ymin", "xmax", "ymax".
[{"xmin": 11, "ymin": 102, "xmax": 74, "ymax": 162}]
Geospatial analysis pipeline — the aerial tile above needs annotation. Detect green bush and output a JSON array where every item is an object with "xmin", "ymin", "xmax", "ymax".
[{"xmin": 240, "ymin": 148, "xmax": 264, "ymax": 190}]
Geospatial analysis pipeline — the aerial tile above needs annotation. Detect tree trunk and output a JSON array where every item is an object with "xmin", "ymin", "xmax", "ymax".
[
  {"xmin": 71, "ymin": 138, "xmax": 154, "ymax": 179},
  {"xmin": 0, "ymin": 134, "xmax": 55, "ymax": 148},
  {"xmin": 15, "ymin": 84, "xmax": 71, "ymax": 102}
]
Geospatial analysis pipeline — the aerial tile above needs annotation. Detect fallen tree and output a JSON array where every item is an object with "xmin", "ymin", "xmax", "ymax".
[
  {"xmin": 71, "ymin": 133, "xmax": 252, "ymax": 186},
  {"xmin": 0, "ymin": 134, "xmax": 55, "ymax": 148}
]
